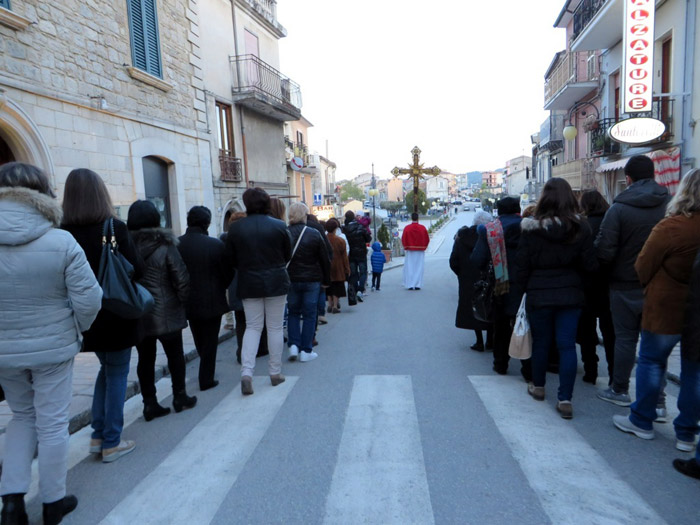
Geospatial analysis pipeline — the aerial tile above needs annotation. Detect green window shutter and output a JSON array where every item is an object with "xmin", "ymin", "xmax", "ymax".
[
  {"xmin": 127, "ymin": 0, "xmax": 162, "ymax": 78},
  {"xmin": 0, "ymin": 0, "xmax": 11, "ymax": 10}
]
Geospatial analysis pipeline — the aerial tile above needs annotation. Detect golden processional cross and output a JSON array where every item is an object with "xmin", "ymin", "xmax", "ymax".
[{"xmin": 391, "ymin": 146, "xmax": 441, "ymax": 215}]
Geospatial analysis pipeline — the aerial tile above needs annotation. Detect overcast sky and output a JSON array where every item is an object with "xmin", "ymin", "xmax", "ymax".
[{"xmin": 277, "ymin": 0, "xmax": 567, "ymax": 180}]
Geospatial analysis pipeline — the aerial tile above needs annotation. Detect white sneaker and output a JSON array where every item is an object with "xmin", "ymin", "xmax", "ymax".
[
  {"xmin": 102, "ymin": 440, "xmax": 136, "ymax": 463},
  {"xmin": 655, "ymin": 407, "xmax": 667, "ymax": 423},
  {"xmin": 299, "ymin": 351, "xmax": 318, "ymax": 362},
  {"xmin": 676, "ymin": 438, "xmax": 698, "ymax": 452},
  {"xmin": 288, "ymin": 344, "xmax": 299, "ymax": 361}
]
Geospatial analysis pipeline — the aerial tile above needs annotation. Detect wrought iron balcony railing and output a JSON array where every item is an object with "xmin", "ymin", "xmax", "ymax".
[
  {"xmin": 572, "ymin": 0, "xmax": 607, "ymax": 42},
  {"xmin": 231, "ymin": 54, "xmax": 302, "ymax": 111},
  {"xmin": 588, "ymin": 98, "xmax": 674, "ymax": 157},
  {"xmin": 219, "ymin": 152, "xmax": 243, "ymax": 182}
]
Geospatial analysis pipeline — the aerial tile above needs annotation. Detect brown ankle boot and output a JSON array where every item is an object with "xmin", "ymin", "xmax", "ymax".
[
  {"xmin": 270, "ymin": 374, "xmax": 285, "ymax": 386},
  {"xmin": 241, "ymin": 376, "xmax": 253, "ymax": 395}
]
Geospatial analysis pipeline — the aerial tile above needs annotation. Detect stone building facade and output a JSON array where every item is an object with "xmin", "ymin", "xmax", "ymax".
[{"xmin": 0, "ymin": 0, "xmax": 214, "ymax": 233}]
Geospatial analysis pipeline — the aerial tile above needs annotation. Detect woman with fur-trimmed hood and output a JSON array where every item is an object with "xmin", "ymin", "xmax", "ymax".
[
  {"xmin": 0, "ymin": 162, "xmax": 102, "ymax": 524},
  {"xmin": 127, "ymin": 200, "xmax": 197, "ymax": 421},
  {"xmin": 516, "ymin": 177, "xmax": 598, "ymax": 419}
]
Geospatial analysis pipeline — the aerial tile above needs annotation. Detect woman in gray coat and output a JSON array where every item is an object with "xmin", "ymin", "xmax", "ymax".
[{"xmin": 0, "ymin": 163, "xmax": 102, "ymax": 525}]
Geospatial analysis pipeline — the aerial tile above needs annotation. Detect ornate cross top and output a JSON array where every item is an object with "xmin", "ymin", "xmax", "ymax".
[{"xmin": 391, "ymin": 146, "xmax": 441, "ymax": 214}]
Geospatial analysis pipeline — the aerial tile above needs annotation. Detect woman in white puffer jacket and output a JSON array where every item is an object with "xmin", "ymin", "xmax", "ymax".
[{"xmin": 0, "ymin": 162, "xmax": 102, "ymax": 525}]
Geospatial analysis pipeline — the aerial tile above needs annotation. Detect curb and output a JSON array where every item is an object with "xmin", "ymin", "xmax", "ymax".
[{"xmin": 67, "ymin": 330, "xmax": 234, "ymax": 434}]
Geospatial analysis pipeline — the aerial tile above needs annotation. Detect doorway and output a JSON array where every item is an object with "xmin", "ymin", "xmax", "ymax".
[
  {"xmin": 0, "ymin": 135, "xmax": 16, "ymax": 166},
  {"xmin": 142, "ymin": 156, "xmax": 171, "ymax": 228}
]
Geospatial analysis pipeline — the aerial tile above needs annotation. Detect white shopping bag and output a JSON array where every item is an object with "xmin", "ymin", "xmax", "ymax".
[{"xmin": 508, "ymin": 294, "xmax": 532, "ymax": 360}]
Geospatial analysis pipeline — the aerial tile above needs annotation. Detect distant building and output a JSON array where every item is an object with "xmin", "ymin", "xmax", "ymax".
[{"xmin": 504, "ymin": 156, "xmax": 532, "ymax": 195}]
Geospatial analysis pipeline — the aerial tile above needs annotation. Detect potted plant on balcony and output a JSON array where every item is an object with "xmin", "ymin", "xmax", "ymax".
[{"xmin": 377, "ymin": 223, "xmax": 392, "ymax": 262}]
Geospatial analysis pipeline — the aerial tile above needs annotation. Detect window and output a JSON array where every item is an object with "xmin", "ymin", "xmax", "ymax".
[
  {"xmin": 127, "ymin": 0, "xmax": 162, "ymax": 78},
  {"xmin": 0, "ymin": 1, "xmax": 11, "ymax": 10},
  {"xmin": 215, "ymin": 102, "xmax": 234, "ymax": 155}
]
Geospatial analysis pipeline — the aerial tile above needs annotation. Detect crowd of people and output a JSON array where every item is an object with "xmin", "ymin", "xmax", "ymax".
[
  {"xmin": 450, "ymin": 155, "xmax": 700, "ymax": 481},
  {"xmin": 0, "ymin": 162, "xmax": 385, "ymax": 524}
]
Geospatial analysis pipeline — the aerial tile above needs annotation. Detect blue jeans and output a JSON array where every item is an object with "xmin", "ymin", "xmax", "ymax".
[
  {"xmin": 528, "ymin": 307, "xmax": 581, "ymax": 401},
  {"xmin": 91, "ymin": 348, "xmax": 132, "ymax": 449},
  {"xmin": 630, "ymin": 332, "xmax": 700, "ymax": 442},
  {"xmin": 350, "ymin": 260, "xmax": 368, "ymax": 293},
  {"xmin": 287, "ymin": 281, "xmax": 321, "ymax": 353},
  {"xmin": 317, "ymin": 286, "xmax": 327, "ymax": 317}
]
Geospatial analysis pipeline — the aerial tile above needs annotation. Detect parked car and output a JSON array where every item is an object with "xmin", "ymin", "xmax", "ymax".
[{"xmin": 462, "ymin": 204, "xmax": 471, "ymax": 211}]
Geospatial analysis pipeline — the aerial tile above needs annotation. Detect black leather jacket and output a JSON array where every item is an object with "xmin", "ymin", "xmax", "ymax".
[
  {"xmin": 344, "ymin": 221, "xmax": 371, "ymax": 261},
  {"xmin": 287, "ymin": 223, "xmax": 331, "ymax": 285},
  {"xmin": 225, "ymin": 214, "xmax": 292, "ymax": 299},
  {"xmin": 132, "ymin": 228, "xmax": 190, "ymax": 336}
]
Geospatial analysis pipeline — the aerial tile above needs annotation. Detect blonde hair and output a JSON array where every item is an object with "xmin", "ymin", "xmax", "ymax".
[
  {"xmin": 269, "ymin": 198, "xmax": 286, "ymax": 221},
  {"xmin": 666, "ymin": 169, "xmax": 700, "ymax": 217},
  {"xmin": 288, "ymin": 202, "xmax": 309, "ymax": 225}
]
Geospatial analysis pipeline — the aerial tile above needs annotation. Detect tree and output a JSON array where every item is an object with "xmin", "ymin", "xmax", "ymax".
[
  {"xmin": 379, "ymin": 201, "xmax": 403, "ymax": 213},
  {"xmin": 404, "ymin": 189, "xmax": 428, "ymax": 215},
  {"xmin": 377, "ymin": 223, "xmax": 391, "ymax": 250},
  {"xmin": 339, "ymin": 181, "xmax": 364, "ymax": 202}
]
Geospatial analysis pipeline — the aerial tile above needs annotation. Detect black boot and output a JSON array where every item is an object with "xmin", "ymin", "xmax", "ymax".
[
  {"xmin": 42, "ymin": 495, "xmax": 77, "ymax": 525},
  {"xmin": 143, "ymin": 397, "xmax": 171, "ymax": 422},
  {"xmin": 1, "ymin": 494, "xmax": 28, "ymax": 525},
  {"xmin": 172, "ymin": 391, "xmax": 197, "ymax": 413}
]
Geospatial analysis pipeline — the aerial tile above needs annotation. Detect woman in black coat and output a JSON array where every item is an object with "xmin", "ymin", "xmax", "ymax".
[
  {"xmin": 224, "ymin": 188, "xmax": 292, "ymax": 395},
  {"xmin": 449, "ymin": 211, "xmax": 493, "ymax": 351},
  {"xmin": 577, "ymin": 190, "xmax": 615, "ymax": 384},
  {"xmin": 62, "ymin": 169, "xmax": 143, "ymax": 463},
  {"xmin": 128, "ymin": 200, "xmax": 197, "ymax": 420}
]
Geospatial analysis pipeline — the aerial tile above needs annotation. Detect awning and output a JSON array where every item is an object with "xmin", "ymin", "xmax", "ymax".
[{"xmin": 596, "ymin": 157, "xmax": 630, "ymax": 173}]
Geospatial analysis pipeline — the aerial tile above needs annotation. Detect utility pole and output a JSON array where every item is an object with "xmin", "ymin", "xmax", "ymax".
[{"xmin": 371, "ymin": 163, "xmax": 377, "ymax": 241}]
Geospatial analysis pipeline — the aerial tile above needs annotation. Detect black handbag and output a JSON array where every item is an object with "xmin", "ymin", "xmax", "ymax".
[
  {"xmin": 97, "ymin": 218, "xmax": 154, "ymax": 319},
  {"xmin": 347, "ymin": 279, "xmax": 357, "ymax": 306},
  {"xmin": 472, "ymin": 264, "xmax": 495, "ymax": 323}
]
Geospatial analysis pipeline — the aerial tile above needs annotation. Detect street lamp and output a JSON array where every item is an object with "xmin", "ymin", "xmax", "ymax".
[{"xmin": 369, "ymin": 188, "xmax": 379, "ymax": 240}]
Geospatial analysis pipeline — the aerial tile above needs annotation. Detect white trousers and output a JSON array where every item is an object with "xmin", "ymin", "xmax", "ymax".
[
  {"xmin": 240, "ymin": 295, "xmax": 286, "ymax": 378},
  {"xmin": 403, "ymin": 250, "xmax": 426, "ymax": 289},
  {"xmin": 0, "ymin": 358, "xmax": 74, "ymax": 503}
]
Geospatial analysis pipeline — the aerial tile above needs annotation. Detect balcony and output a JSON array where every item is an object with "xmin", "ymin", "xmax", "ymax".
[
  {"xmin": 544, "ymin": 51, "xmax": 599, "ymax": 110},
  {"xmin": 239, "ymin": 1, "xmax": 286, "ymax": 38},
  {"xmin": 552, "ymin": 159, "xmax": 584, "ymax": 190},
  {"xmin": 571, "ymin": 0, "xmax": 623, "ymax": 52},
  {"xmin": 539, "ymin": 113, "xmax": 565, "ymax": 152},
  {"xmin": 231, "ymin": 55, "xmax": 302, "ymax": 121},
  {"xmin": 588, "ymin": 98, "xmax": 674, "ymax": 157},
  {"xmin": 219, "ymin": 152, "xmax": 243, "ymax": 182}
]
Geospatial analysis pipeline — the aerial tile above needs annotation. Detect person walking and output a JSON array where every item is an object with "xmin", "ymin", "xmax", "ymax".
[
  {"xmin": 325, "ymin": 218, "xmax": 350, "ymax": 314},
  {"xmin": 343, "ymin": 211, "xmax": 371, "ymax": 302},
  {"xmin": 286, "ymin": 203, "xmax": 330, "ymax": 362},
  {"xmin": 450, "ymin": 210, "xmax": 493, "ymax": 352},
  {"xmin": 370, "ymin": 241, "xmax": 386, "ymax": 291},
  {"xmin": 596, "ymin": 155, "xmax": 669, "ymax": 407},
  {"xmin": 0, "ymin": 162, "xmax": 102, "ymax": 525},
  {"xmin": 307, "ymin": 213, "xmax": 332, "ymax": 339},
  {"xmin": 673, "ymin": 245, "xmax": 700, "ymax": 480},
  {"xmin": 224, "ymin": 188, "xmax": 291, "ymax": 395},
  {"xmin": 578, "ymin": 189, "xmax": 616, "ymax": 384},
  {"xmin": 402, "ymin": 213, "xmax": 430, "ymax": 290},
  {"xmin": 62, "ymin": 169, "xmax": 143, "ymax": 464},
  {"xmin": 612, "ymin": 169, "xmax": 700, "ymax": 447},
  {"xmin": 178, "ymin": 206, "xmax": 233, "ymax": 391},
  {"xmin": 128, "ymin": 200, "xmax": 197, "ymax": 419},
  {"xmin": 472, "ymin": 197, "xmax": 526, "ymax": 376},
  {"xmin": 517, "ymin": 178, "xmax": 598, "ymax": 419}
]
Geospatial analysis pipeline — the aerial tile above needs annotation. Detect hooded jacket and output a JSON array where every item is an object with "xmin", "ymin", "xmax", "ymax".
[
  {"xmin": 517, "ymin": 216, "xmax": 598, "ymax": 309},
  {"xmin": 344, "ymin": 220, "xmax": 371, "ymax": 261},
  {"xmin": 370, "ymin": 242, "xmax": 386, "ymax": 273},
  {"xmin": 131, "ymin": 228, "xmax": 190, "ymax": 336},
  {"xmin": 0, "ymin": 187, "xmax": 102, "ymax": 368},
  {"xmin": 595, "ymin": 178, "xmax": 669, "ymax": 288}
]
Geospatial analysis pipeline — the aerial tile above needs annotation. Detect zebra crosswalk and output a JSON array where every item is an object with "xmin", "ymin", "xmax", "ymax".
[{"xmin": 22, "ymin": 372, "xmax": 694, "ymax": 525}]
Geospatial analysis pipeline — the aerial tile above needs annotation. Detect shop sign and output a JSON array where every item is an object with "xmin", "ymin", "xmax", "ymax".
[
  {"xmin": 623, "ymin": 0, "xmax": 655, "ymax": 113},
  {"xmin": 609, "ymin": 117, "xmax": 665, "ymax": 144}
]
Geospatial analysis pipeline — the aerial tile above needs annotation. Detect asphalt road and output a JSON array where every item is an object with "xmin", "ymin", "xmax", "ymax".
[{"xmin": 20, "ymin": 212, "xmax": 699, "ymax": 524}]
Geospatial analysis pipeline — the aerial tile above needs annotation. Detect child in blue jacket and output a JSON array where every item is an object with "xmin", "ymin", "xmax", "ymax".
[{"xmin": 370, "ymin": 242, "xmax": 387, "ymax": 291}]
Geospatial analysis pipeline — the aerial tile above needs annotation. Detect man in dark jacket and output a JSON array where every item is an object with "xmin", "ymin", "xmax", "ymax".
[
  {"xmin": 178, "ymin": 206, "xmax": 234, "ymax": 391},
  {"xmin": 595, "ymin": 155, "xmax": 669, "ymax": 407},
  {"xmin": 344, "ymin": 211, "xmax": 371, "ymax": 302},
  {"xmin": 471, "ymin": 197, "xmax": 528, "ymax": 378}
]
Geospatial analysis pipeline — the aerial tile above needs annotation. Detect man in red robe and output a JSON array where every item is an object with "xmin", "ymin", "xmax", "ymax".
[{"xmin": 401, "ymin": 213, "xmax": 430, "ymax": 290}]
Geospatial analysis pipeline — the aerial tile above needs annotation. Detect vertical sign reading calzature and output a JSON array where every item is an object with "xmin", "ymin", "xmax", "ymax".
[{"xmin": 623, "ymin": 0, "xmax": 655, "ymax": 113}]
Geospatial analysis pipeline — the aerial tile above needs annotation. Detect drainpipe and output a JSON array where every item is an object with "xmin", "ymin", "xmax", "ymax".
[
  {"xmin": 231, "ymin": 1, "xmax": 250, "ymax": 186},
  {"xmin": 681, "ymin": 0, "xmax": 696, "ymax": 169}
]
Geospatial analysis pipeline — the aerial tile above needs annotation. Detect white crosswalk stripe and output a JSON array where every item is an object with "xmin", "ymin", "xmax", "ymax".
[
  {"xmin": 98, "ymin": 377, "xmax": 297, "ymax": 525},
  {"xmin": 470, "ymin": 375, "xmax": 668, "ymax": 525},
  {"xmin": 323, "ymin": 375, "xmax": 434, "ymax": 525}
]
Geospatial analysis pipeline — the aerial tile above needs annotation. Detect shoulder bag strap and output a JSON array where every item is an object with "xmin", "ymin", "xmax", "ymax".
[{"xmin": 286, "ymin": 226, "xmax": 308, "ymax": 269}]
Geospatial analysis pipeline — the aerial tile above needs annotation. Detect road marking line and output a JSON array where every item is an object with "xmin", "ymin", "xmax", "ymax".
[
  {"xmin": 323, "ymin": 375, "xmax": 434, "ymax": 525},
  {"xmin": 470, "ymin": 375, "xmax": 667, "ymax": 525},
  {"xmin": 99, "ymin": 377, "xmax": 297, "ymax": 525}
]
